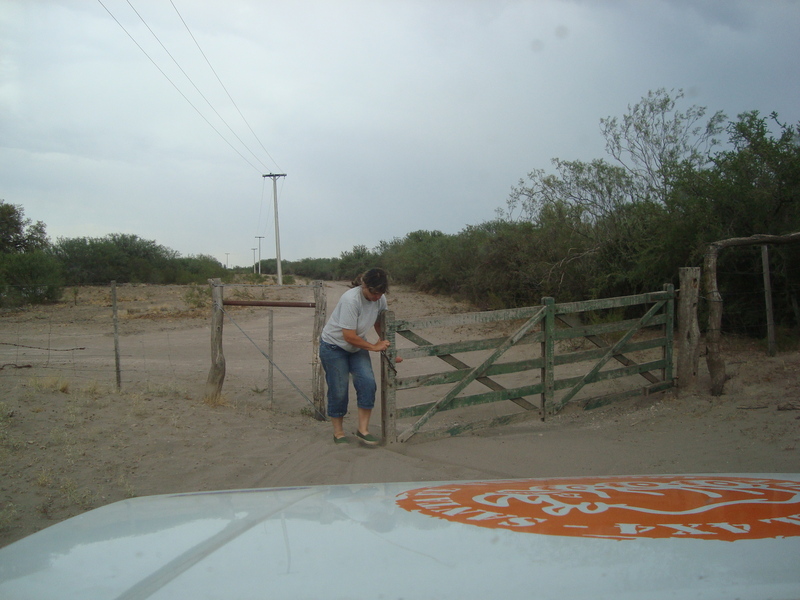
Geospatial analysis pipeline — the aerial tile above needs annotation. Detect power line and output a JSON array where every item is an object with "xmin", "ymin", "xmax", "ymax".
[
  {"xmin": 96, "ymin": 0, "xmax": 263, "ymax": 174},
  {"xmin": 124, "ymin": 0, "xmax": 273, "ymax": 172},
  {"xmin": 169, "ymin": 0, "xmax": 282, "ymax": 173}
]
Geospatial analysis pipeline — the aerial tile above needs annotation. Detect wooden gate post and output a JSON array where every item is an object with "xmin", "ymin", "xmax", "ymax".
[
  {"xmin": 703, "ymin": 244, "xmax": 726, "ymax": 396},
  {"xmin": 204, "ymin": 278, "xmax": 226, "ymax": 402},
  {"xmin": 311, "ymin": 281, "xmax": 327, "ymax": 420},
  {"xmin": 761, "ymin": 245, "xmax": 777, "ymax": 357},
  {"xmin": 540, "ymin": 297, "xmax": 555, "ymax": 419},
  {"xmin": 677, "ymin": 268, "xmax": 701, "ymax": 391},
  {"xmin": 379, "ymin": 310, "xmax": 398, "ymax": 444},
  {"xmin": 663, "ymin": 283, "xmax": 675, "ymax": 387}
]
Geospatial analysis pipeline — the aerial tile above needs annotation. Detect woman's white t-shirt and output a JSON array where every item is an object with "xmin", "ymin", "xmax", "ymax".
[{"xmin": 321, "ymin": 286, "xmax": 387, "ymax": 353}]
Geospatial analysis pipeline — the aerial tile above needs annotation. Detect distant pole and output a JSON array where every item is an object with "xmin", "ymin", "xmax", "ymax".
[
  {"xmin": 111, "ymin": 280, "xmax": 122, "ymax": 390},
  {"xmin": 262, "ymin": 173, "xmax": 287, "ymax": 285},
  {"xmin": 225, "ymin": 253, "xmax": 229, "ymax": 269},
  {"xmin": 255, "ymin": 236, "xmax": 264, "ymax": 275},
  {"xmin": 251, "ymin": 247, "xmax": 257, "ymax": 274}
]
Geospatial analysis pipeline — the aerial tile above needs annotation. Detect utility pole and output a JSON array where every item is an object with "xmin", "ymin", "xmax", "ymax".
[
  {"xmin": 251, "ymin": 247, "xmax": 257, "ymax": 274},
  {"xmin": 225, "ymin": 253, "xmax": 229, "ymax": 269},
  {"xmin": 255, "ymin": 236, "xmax": 264, "ymax": 275},
  {"xmin": 262, "ymin": 173, "xmax": 287, "ymax": 285}
]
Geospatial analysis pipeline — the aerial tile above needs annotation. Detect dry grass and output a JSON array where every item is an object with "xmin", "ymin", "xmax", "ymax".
[
  {"xmin": 29, "ymin": 376, "xmax": 70, "ymax": 394},
  {"xmin": 0, "ymin": 374, "xmax": 222, "ymax": 543}
]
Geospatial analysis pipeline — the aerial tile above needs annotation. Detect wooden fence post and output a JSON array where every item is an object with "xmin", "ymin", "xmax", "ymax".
[
  {"xmin": 540, "ymin": 297, "xmax": 555, "ymax": 419},
  {"xmin": 663, "ymin": 283, "xmax": 675, "ymax": 387},
  {"xmin": 761, "ymin": 245, "xmax": 777, "ymax": 357},
  {"xmin": 111, "ymin": 280, "xmax": 122, "ymax": 391},
  {"xmin": 311, "ymin": 281, "xmax": 327, "ymax": 420},
  {"xmin": 267, "ymin": 309, "xmax": 274, "ymax": 406},
  {"xmin": 379, "ymin": 310, "xmax": 398, "ymax": 444},
  {"xmin": 701, "ymin": 233, "xmax": 800, "ymax": 395},
  {"xmin": 703, "ymin": 244, "xmax": 726, "ymax": 395},
  {"xmin": 204, "ymin": 278, "xmax": 226, "ymax": 401},
  {"xmin": 677, "ymin": 267, "xmax": 701, "ymax": 391}
]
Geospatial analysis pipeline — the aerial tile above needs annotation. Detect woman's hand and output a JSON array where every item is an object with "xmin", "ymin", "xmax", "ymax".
[{"xmin": 372, "ymin": 339, "xmax": 391, "ymax": 352}]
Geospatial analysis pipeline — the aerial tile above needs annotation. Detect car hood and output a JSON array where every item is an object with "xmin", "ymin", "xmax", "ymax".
[{"xmin": 1, "ymin": 474, "xmax": 800, "ymax": 599}]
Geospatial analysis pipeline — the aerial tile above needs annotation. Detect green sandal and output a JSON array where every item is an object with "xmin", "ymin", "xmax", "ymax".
[
  {"xmin": 356, "ymin": 431, "xmax": 379, "ymax": 446},
  {"xmin": 333, "ymin": 435, "xmax": 350, "ymax": 444}
]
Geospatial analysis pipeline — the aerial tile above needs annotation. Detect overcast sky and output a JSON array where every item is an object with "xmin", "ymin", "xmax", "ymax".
[{"xmin": 1, "ymin": 0, "xmax": 798, "ymax": 267}]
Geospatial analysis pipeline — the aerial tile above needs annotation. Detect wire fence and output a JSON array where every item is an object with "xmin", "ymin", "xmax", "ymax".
[{"xmin": 0, "ymin": 285, "xmax": 319, "ymax": 411}]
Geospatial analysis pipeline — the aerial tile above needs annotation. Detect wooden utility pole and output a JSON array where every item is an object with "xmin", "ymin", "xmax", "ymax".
[{"xmin": 262, "ymin": 173, "xmax": 287, "ymax": 285}]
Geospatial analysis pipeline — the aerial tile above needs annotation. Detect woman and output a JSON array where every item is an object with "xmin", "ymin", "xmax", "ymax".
[{"xmin": 319, "ymin": 268, "xmax": 393, "ymax": 445}]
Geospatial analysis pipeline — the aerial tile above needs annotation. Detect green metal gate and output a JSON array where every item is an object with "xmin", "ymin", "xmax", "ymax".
[{"xmin": 379, "ymin": 286, "xmax": 674, "ymax": 443}]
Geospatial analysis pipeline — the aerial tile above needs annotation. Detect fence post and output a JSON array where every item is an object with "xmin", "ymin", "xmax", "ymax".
[
  {"xmin": 311, "ymin": 281, "xmax": 327, "ymax": 420},
  {"xmin": 663, "ymin": 283, "xmax": 675, "ymax": 387},
  {"xmin": 204, "ymin": 278, "xmax": 226, "ymax": 402},
  {"xmin": 380, "ymin": 310, "xmax": 398, "ymax": 444},
  {"xmin": 267, "ymin": 309, "xmax": 274, "ymax": 406},
  {"xmin": 703, "ymin": 244, "xmax": 726, "ymax": 395},
  {"xmin": 677, "ymin": 268, "xmax": 701, "ymax": 390},
  {"xmin": 761, "ymin": 245, "xmax": 777, "ymax": 357},
  {"xmin": 111, "ymin": 280, "xmax": 122, "ymax": 390},
  {"xmin": 541, "ymin": 297, "xmax": 555, "ymax": 419}
]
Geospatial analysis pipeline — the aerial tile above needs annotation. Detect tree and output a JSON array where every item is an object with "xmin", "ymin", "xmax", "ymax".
[
  {"xmin": 600, "ymin": 88, "xmax": 726, "ymax": 204},
  {"xmin": 0, "ymin": 200, "xmax": 49, "ymax": 254},
  {"xmin": 499, "ymin": 89, "xmax": 728, "ymax": 300},
  {"xmin": 51, "ymin": 234, "xmax": 212, "ymax": 285},
  {"xmin": 0, "ymin": 251, "xmax": 63, "ymax": 305},
  {"xmin": 336, "ymin": 245, "xmax": 379, "ymax": 281}
]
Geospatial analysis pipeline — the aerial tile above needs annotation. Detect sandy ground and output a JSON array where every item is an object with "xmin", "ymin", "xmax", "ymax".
[{"xmin": 0, "ymin": 281, "xmax": 799, "ymax": 549}]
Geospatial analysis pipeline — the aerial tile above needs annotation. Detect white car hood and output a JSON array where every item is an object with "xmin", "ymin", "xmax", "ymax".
[{"xmin": 1, "ymin": 474, "xmax": 799, "ymax": 599}]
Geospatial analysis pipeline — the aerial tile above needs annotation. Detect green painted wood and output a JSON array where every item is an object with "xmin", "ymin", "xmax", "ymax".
[
  {"xmin": 397, "ymin": 306, "xmax": 546, "ymax": 442},
  {"xmin": 554, "ymin": 338, "xmax": 666, "ymax": 367},
  {"xmin": 552, "ymin": 300, "xmax": 666, "ymax": 412},
  {"xmin": 663, "ymin": 284, "xmax": 675, "ymax": 384},
  {"xmin": 397, "ymin": 336, "xmax": 506, "ymax": 360},
  {"xmin": 396, "ymin": 357, "xmax": 542, "ymax": 390},
  {"xmin": 396, "ymin": 345, "xmax": 662, "ymax": 392},
  {"xmin": 556, "ymin": 313, "xmax": 663, "ymax": 385},
  {"xmin": 395, "ymin": 330, "xmax": 537, "ymax": 410},
  {"xmin": 582, "ymin": 380, "xmax": 674, "ymax": 410},
  {"xmin": 393, "ymin": 305, "xmax": 544, "ymax": 332},
  {"xmin": 545, "ymin": 360, "xmax": 665, "ymax": 399},
  {"xmin": 553, "ymin": 315, "xmax": 667, "ymax": 340},
  {"xmin": 385, "ymin": 287, "xmax": 676, "ymax": 441},
  {"xmin": 397, "ymin": 383, "xmax": 543, "ymax": 418},
  {"xmin": 396, "ymin": 337, "xmax": 666, "ymax": 391},
  {"xmin": 380, "ymin": 311, "xmax": 398, "ymax": 443},
  {"xmin": 396, "ymin": 331, "xmax": 543, "ymax": 360},
  {"xmin": 541, "ymin": 297, "xmax": 555, "ymax": 418},
  {"xmin": 554, "ymin": 291, "xmax": 672, "ymax": 315}
]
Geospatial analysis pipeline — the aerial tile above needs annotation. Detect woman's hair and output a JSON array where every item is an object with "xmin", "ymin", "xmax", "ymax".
[{"xmin": 351, "ymin": 268, "xmax": 389, "ymax": 293}]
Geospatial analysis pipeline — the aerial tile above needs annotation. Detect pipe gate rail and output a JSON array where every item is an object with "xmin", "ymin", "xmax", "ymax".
[{"xmin": 379, "ymin": 286, "xmax": 674, "ymax": 443}]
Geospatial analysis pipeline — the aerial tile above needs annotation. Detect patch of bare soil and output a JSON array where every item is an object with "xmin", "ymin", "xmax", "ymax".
[{"xmin": 0, "ymin": 282, "xmax": 798, "ymax": 549}]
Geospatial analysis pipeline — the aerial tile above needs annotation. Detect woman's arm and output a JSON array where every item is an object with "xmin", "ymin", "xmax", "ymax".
[{"xmin": 342, "ymin": 328, "xmax": 390, "ymax": 352}]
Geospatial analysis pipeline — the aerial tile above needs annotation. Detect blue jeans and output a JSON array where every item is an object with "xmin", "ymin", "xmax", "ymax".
[{"xmin": 319, "ymin": 342, "xmax": 376, "ymax": 418}]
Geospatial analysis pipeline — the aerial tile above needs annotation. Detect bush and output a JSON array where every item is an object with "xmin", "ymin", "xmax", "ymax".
[{"xmin": 0, "ymin": 251, "xmax": 63, "ymax": 306}]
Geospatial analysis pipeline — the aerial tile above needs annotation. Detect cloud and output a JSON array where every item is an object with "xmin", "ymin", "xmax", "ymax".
[{"xmin": 1, "ymin": 0, "xmax": 798, "ymax": 266}]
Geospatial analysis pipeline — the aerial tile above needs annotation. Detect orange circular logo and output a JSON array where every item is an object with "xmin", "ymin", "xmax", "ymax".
[{"xmin": 396, "ymin": 476, "xmax": 800, "ymax": 541}]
